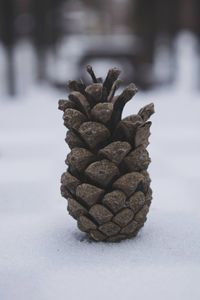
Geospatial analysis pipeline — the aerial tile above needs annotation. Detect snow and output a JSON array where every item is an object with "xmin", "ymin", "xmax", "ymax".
[{"xmin": 0, "ymin": 32, "xmax": 200, "ymax": 300}]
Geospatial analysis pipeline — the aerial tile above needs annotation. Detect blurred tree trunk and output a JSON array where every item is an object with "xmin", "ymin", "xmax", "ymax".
[
  {"xmin": 131, "ymin": 0, "xmax": 181, "ymax": 87},
  {"xmin": 0, "ymin": 0, "xmax": 16, "ymax": 96},
  {"xmin": 31, "ymin": 0, "xmax": 48, "ymax": 81},
  {"xmin": 6, "ymin": 47, "xmax": 15, "ymax": 96},
  {"xmin": 31, "ymin": 0, "xmax": 65, "ymax": 82}
]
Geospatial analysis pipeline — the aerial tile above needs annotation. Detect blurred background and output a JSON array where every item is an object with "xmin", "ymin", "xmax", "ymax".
[
  {"xmin": 1, "ymin": 0, "xmax": 200, "ymax": 95},
  {"xmin": 0, "ymin": 2, "xmax": 200, "ymax": 300}
]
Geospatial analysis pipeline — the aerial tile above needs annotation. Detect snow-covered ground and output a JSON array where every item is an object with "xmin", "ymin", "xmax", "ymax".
[{"xmin": 0, "ymin": 33, "xmax": 200, "ymax": 300}]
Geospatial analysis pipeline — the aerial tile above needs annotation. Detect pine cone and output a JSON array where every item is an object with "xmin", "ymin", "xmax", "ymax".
[{"xmin": 58, "ymin": 66, "xmax": 154, "ymax": 242}]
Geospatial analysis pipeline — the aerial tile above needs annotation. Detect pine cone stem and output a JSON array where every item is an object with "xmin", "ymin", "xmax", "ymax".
[{"xmin": 86, "ymin": 65, "xmax": 98, "ymax": 83}]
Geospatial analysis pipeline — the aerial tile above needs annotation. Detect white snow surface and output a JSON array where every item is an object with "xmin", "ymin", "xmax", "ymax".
[{"xmin": 1, "ymin": 36, "xmax": 200, "ymax": 300}]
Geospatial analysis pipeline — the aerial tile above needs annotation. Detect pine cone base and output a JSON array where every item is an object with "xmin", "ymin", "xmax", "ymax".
[{"xmin": 59, "ymin": 66, "xmax": 154, "ymax": 242}]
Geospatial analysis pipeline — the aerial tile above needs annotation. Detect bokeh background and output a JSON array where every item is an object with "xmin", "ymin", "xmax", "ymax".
[
  {"xmin": 0, "ymin": 1, "xmax": 200, "ymax": 300},
  {"xmin": 1, "ymin": 0, "xmax": 200, "ymax": 95}
]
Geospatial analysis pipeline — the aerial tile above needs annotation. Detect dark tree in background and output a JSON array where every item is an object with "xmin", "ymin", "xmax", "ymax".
[
  {"xmin": 31, "ymin": 0, "xmax": 65, "ymax": 81},
  {"xmin": 0, "ymin": 0, "xmax": 16, "ymax": 95},
  {"xmin": 131, "ymin": 0, "xmax": 200, "ymax": 85},
  {"xmin": 0, "ymin": 0, "xmax": 66, "ymax": 94},
  {"xmin": 132, "ymin": 0, "xmax": 180, "ymax": 85}
]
